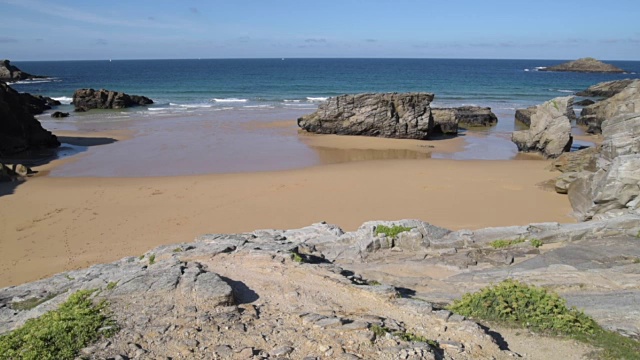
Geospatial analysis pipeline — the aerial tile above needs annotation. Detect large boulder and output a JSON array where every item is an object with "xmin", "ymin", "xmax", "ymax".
[
  {"xmin": 515, "ymin": 106, "xmax": 535, "ymax": 127},
  {"xmin": 0, "ymin": 82, "xmax": 60, "ymax": 155},
  {"xmin": 579, "ymin": 80, "xmax": 640, "ymax": 132},
  {"xmin": 551, "ymin": 147, "xmax": 599, "ymax": 173},
  {"xmin": 539, "ymin": 57, "xmax": 626, "ymax": 73},
  {"xmin": 511, "ymin": 96, "xmax": 574, "ymax": 158},
  {"xmin": 73, "ymin": 88, "xmax": 153, "ymax": 112},
  {"xmin": 297, "ymin": 93, "xmax": 435, "ymax": 139},
  {"xmin": 567, "ymin": 112, "xmax": 640, "ymax": 220},
  {"xmin": 432, "ymin": 106, "xmax": 497, "ymax": 134},
  {"xmin": 0, "ymin": 60, "xmax": 44, "ymax": 82},
  {"xmin": 576, "ymin": 79, "xmax": 634, "ymax": 98}
]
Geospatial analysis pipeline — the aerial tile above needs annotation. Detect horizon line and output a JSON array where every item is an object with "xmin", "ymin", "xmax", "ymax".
[{"xmin": 11, "ymin": 56, "xmax": 640, "ymax": 62}]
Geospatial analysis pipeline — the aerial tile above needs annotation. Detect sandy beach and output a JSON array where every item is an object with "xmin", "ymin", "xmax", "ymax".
[{"xmin": 0, "ymin": 127, "xmax": 574, "ymax": 288}]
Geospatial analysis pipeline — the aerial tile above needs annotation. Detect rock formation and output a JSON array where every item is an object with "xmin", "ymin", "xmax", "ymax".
[
  {"xmin": 2, "ymin": 216, "xmax": 639, "ymax": 359},
  {"xmin": 0, "ymin": 82, "xmax": 60, "ymax": 155},
  {"xmin": 576, "ymin": 79, "xmax": 634, "ymax": 98},
  {"xmin": 297, "ymin": 93, "xmax": 435, "ymax": 139},
  {"xmin": 73, "ymin": 88, "xmax": 153, "ymax": 112},
  {"xmin": 565, "ymin": 112, "xmax": 640, "ymax": 220},
  {"xmin": 432, "ymin": 106, "xmax": 497, "ymax": 135},
  {"xmin": 579, "ymin": 79, "xmax": 640, "ymax": 133},
  {"xmin": 51, "ymin": 111, "xmax": 69, "ymax": 118},
  {"xmin": 0, "ymin": 60, "xmax": 45, "ymax": 82},
  {"xmin": 514, "ymin": 106, "xmax": 535, "ymax": 127},
  {"xmin": 511, "ymin": 96, "xmax": 574, "ymax": 158},
  {"xmin": 539, "ymin": 57, "xmax": 626, "ymax": 73}
]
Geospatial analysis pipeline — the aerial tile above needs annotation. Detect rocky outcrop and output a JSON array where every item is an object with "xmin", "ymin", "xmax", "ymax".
[
  {"xmin": 72, "ymin": 88, "xmax": 153, "ymax": 112},
  {"xmin": 576, "ymin": 79, "xmax": 634, "ymax": 98},
  {"xmin": 566, "ymin": 112, "xmax": 640, "ymax": 220},
  {"xmin": 297, "ymin": 93, "xmax": 435, "ymax": 139},
  {"xmin": 574, "ymin": 99, "xmax": 595, "ymax": 107},
  {"xmin": 0, "ymin": 163, "xmax": 31, "ymax": 182},
  {"xmin": 0, "ymin": 60, "xmax": 45, "ymax": 82},
  {"xmin": 579, "ymin": 79, "xmax": 640, "ymax": 133},
  {"xmin": 2, "ymin": 216, "xmax": 640, "ymax": 359},
  {"xmin": 539, "ymin": 57, "xmax": 626, "ymax": 73},
  {"xmin": 432, "ymin": 106, "xmax": 497, "ymax": 134},
  {"xmin": 51, "ymin": 111, "xmax": 69, "ymax": 118},
  {"xmin": 551, "ymin": 146, "xmax": 599, "ymax": 173},
  {"xmin": 18, "ymin": 93, "xmax": 61, "ymax": 115},
  {"xmin": 511, "ymin": 96, "xmax": 574, "ymax": 158},
  {"xmin": 514, "ymin": 106, "xmax": 535, "ymax": 127},
  {"xmin": 0, "ymin": 82, "xmax": 60, "ymax": 155}
]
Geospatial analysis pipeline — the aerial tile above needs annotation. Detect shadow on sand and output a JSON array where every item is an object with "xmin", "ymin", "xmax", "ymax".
[{"xmin": 0, "ymin": 135, "xmax": 119, "ymax": 198}]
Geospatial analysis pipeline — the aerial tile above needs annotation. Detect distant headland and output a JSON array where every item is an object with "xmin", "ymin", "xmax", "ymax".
[{"xmin": 539, "ymin": 57, "xmax": 626, "ymax": 73}]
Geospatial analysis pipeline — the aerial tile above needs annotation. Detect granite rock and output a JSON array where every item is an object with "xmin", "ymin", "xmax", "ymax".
[
  {"xmin": 511, "ymin": 96, "xmax": 574, "ymax": 158},
  {"xmin": 73, "ymin": 88, "xmax": 153, "ymax": 112},
  {"xmin": 297, "ymin": 93, "xmax": 435, "ymax": 139},
  {"xmin": 579, "ymin": 79, "xmax": 640, "ymax": 133},
  {"xmin": 432, "ymin": 106, "xmax": 497, "ymax": 135},
  {"xmin": 576, "ymin": 79, "xmax": 635, "ymax": 98}
]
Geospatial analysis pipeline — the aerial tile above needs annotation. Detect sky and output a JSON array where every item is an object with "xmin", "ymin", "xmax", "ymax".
[{"xmin": 1, "ymin": 0, "xmax": 639, "ymax": 61}]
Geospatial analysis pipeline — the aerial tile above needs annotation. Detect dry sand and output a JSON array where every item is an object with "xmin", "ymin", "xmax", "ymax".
[{"xmin": 0, "ymin": 130, "xmax": 574, "ymax": 288}]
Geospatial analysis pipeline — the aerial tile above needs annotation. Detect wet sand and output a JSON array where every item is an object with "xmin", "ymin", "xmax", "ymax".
[{"xmin": 0, "ymin": 126, "xmax": 574, "ymax": 287}]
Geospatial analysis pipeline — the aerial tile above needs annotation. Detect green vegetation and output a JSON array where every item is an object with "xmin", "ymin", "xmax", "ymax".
[
  {"xmin": 633, "ymin": 258, "xmax": 640, "ymax": 264},
  {"xmin": 448, "ymin": 279, "xmax": 640, "ymax": 360},
  {"xmin": 375, "ymin": 225, "xmax": 413, "ymax": 238},
  {"xmin": 10, "ymin": 293, "xmax": 57, "ymax": 311},
  {"xmin": 290, "ymin": 252, "xmax": 304, "ymax": 263},
  {"xmin": 172, "ymin": 247, "xmax": 183, "ymax": 253},
  {"xmin": 148, "ymin": 253, "xmax": 156, "ymax": 265},
  {"xmin": 64, "ymin": 274, "xmax": 75, "ymax": 281},
  {"xmin": 530, "ymin": 238, "xmax": 543, "ymax": 248},
  {"xmin": 0, "ymin": 290, "xmax": 118, "ymax": 360},
  {"xmin": 106, "ymin": 281, "xmax": 117, "ymax": 290},
  {"xmin": 138, "ymin": 255, "xmax": 145, "ymax": 260},
  {"xmin": 489, "ymin": 238, "xmax": 525, "ymax": 249},
  {"xmin": 367, "ymin": 280, "xmax": 382, "ymax": 286},
  {"xmin": 551, "ymin": 99, "xmax": 559, "ymax": 110},
  {"xmin": 369, "ymin": 324, "xmax": 440, "ymax": 349}
]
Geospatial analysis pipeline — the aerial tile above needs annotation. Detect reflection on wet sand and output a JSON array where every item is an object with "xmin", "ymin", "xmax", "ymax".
[{"xmin": 310, "ymin": 146, "xmax": 432, "ymax": 165}]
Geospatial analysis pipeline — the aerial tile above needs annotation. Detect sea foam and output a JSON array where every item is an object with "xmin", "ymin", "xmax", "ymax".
[
  {"xmin": 52, "ymin": 96, "xmax": 73, "ymax": 104},
  {"xmin": 306, "ymin": 97, "xmax": 328, "ymax": 102},
  {"xmin": 213, "ymin": 98, "xmax": 248, "ymax": 103}
]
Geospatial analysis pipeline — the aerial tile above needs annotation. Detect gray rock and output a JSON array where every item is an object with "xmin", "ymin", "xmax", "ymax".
[
  {"xmin": 580, "ymin": 80, "xmax": 640, "ymax": 133},
  {"xmin": 551, "ymin": 147, "xmax": 599, "ymax": 173},
  {"xmin": 432, "ymin": 106, "xmax": 497, "ymax": 135},
  {"xmin": 0, "ymin": 59, "xmax": 45, "ymax": 81},
  {"xmin": 515, "ymin": 106, "xmax": 535, "ymax": 127},
  {"xmin": 511, "ymin": 96, "xmax": 574, "ymax": 158},
  {"xmin": 73, "ymin": 88, "xmax": 153, "ymax": 112},
  {"xmin": 576, "ymin": 79, "xmax": 635, "ymax": 98},
  {"xmin": 555, "ymin": 171, "xmax": 591, "ymax": 194},
  {"xmin": 297, "ymin": 93, "xmax": 435, "ymax": 139}
]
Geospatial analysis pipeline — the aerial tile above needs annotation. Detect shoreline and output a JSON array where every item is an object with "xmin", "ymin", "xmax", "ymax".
[{"xmin": 0, "ymin": 126, "xmax": 574, "ymax": 287}]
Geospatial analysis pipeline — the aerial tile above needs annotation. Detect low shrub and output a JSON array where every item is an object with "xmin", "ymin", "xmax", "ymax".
[
  {"xmin": 448, "ymin": 279, "xmax": 640, "ymax": 359},
  {"xmin": 375, "ymin": 225, "xmax": 413, "ymax": 238},
  {"xmin": 0, "ymin": 289, "xmax": 118, "ymax": 360}
]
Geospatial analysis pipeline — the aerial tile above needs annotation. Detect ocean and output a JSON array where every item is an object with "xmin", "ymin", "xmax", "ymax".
[{"xmin": 9, "ymin": 58, "xmax": 640, "ymax": 176}]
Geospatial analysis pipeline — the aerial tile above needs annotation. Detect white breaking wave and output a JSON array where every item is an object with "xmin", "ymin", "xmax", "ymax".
[
  {"xmin": 213, "ymin": 98, "xmax": 248, "ymax": 103},
  {"xmin": 524, "ymin": 69, "xmax": 530, "ymax": 72},
  {"xmin": 557, "ymin": 89, "xmax": 574, "ymax": 93},
  {"xmin": 9, "ymin": 79, "xmax": 55, "ymax": 85},
  {"xmin": 307, "ymin": 97, "xmax": 328, "ymax": 102},
  {"xmin": 148, "ymin": 107, "xmax": 170, "ymax": 111},
  {"xmin": 284, "ymin": 99, "xmax": 301, "ymax": 103},
  {"xmin": 243, "ymin": 105, "xmax": 274, "ymax": 108},
  {"xmin": 52, "ymin": 96, "xmax": 73, "ymax": 104},
  {"xmin": 534, "ymin": 66, "xmax": 547, "ymax": 71}
]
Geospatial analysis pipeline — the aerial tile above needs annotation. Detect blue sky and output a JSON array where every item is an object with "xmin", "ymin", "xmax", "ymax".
[{"xmin": 1, "ymin": 0, "xmax": 639, "ymax": 61}]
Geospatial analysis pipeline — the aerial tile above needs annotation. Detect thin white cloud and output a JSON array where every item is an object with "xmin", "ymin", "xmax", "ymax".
[{"xmin": 3, "ymin": 0, "xmax": 184, "ymax": 30}]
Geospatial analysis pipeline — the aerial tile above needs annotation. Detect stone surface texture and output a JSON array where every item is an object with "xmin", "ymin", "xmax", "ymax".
[
  {"xmin": 73, "ymin": 88, "xmax": 154, "ymax": 112},
  {"xmin": 297, "ymin": 93, "xmax": 436, "ymax": 139},
  {"xmin": 0, "ymin": 82, "xmax": 60, "ymax": 155},
  {"xmin": 432, "ymin": 106, "xmax": 497, "ymax": 135},
  {"xmin": 576, "ymin": 79, "xmax": 635, "ymax": 98},
  {"xmin": 511, "ymin": 96, "xmax": 574, "ymax": 158}
]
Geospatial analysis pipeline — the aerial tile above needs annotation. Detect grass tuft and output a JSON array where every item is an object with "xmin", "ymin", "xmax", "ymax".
[
  {"xmin": 290, "ymin": 252, "xmax": 304, "ymax": 263},
  {"xmin": 106, "ymin": 281, "xmax": 117, "ymax": 291},
  {"xmin": 530, "ymin": 238, "xmax": 543, "ymax": 248},
  {"xmin": 375, "ymin": 225, "xmax": 413, "ymax": 238},
  {"xmin": 0, "ymin": 289, "xmax": 118, "ymax": 360},
  {"xmin": 448, "ymin": 279, "xmax": 640, "ymax": 359},
  {"xmin": 148, "ymin": 254, "xmax": 156, "ymax": 265},
  {"xmin": 489, "ymin": 238, "xmax": 525, "ymax": 249}
]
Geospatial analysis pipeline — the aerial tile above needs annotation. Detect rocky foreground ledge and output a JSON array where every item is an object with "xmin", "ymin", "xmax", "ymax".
[{"xmin": 2, "ymin": 216, "xmax": 639, "ymax": 359}]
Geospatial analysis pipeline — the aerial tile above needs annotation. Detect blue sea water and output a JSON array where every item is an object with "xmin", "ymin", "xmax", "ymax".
[{"xmin": 8, "ymin": 58, "xmax": 640, "ymax": 175}]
